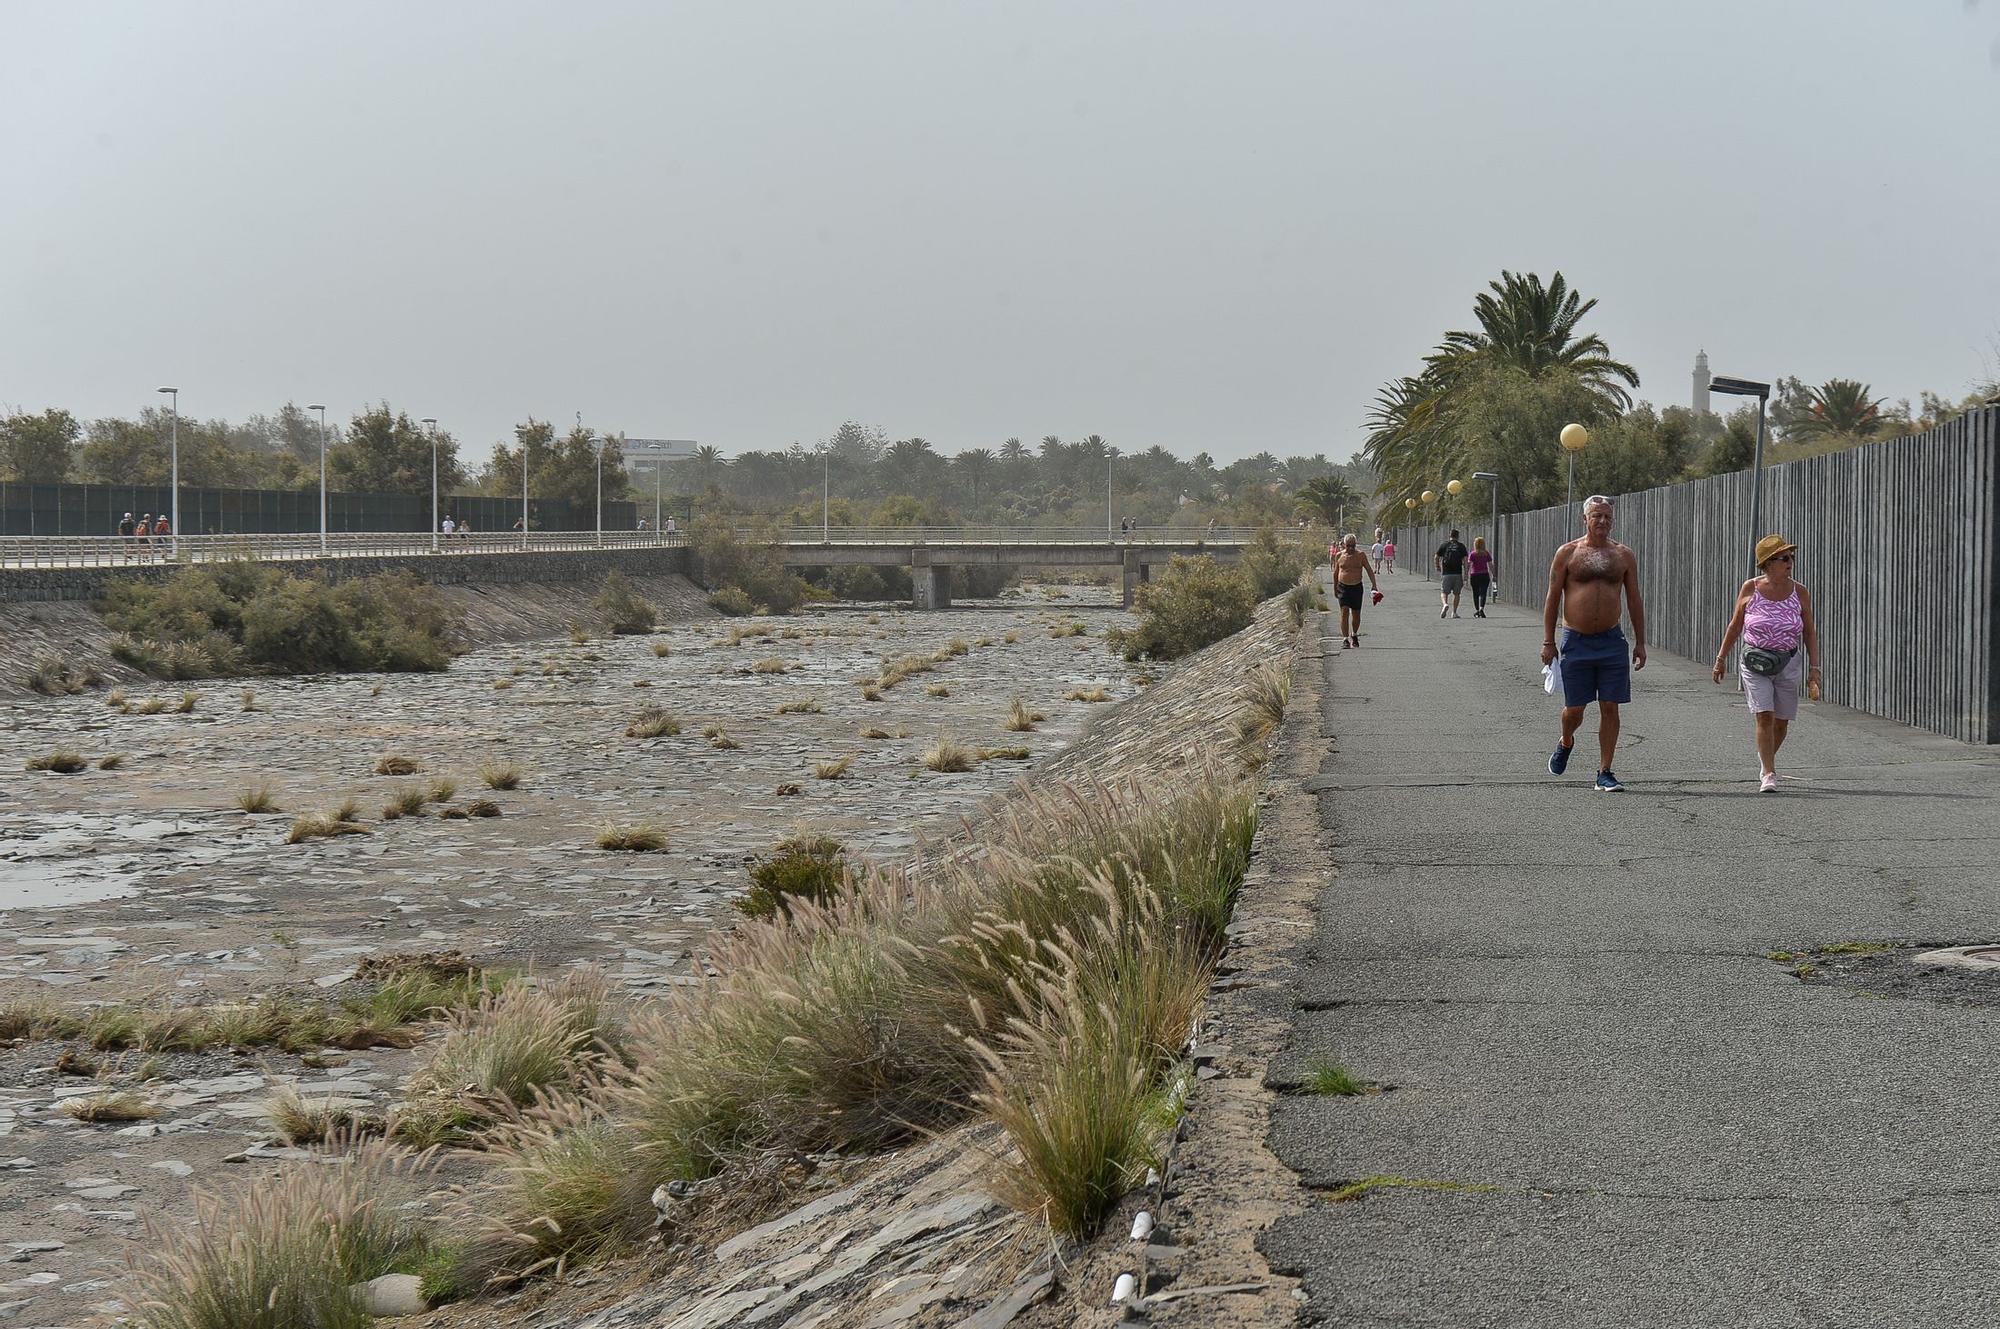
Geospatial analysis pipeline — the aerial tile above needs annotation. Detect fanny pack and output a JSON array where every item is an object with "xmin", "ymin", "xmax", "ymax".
[{"xmin": 1742, "ymin": 645, "xmax": 1796, "ymax": 677}]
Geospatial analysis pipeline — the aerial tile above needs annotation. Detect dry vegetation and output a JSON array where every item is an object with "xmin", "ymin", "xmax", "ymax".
[{"xmin": 921, "ymin": 736, "xmax": 977, "ymax": 772}]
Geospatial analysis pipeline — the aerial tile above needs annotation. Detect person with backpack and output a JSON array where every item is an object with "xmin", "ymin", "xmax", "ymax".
[{"xmin": 1435, "ymin": 529, "xmax": 1470, "ymax": 618}]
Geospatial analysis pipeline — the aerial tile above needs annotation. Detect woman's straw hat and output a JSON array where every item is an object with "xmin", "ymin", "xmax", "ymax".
[{"xmin": 1754, "ymin": 534, "xmax": 1798, "ymax": 567}]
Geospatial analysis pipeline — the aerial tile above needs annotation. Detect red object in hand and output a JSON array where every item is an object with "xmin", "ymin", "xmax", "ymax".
[{"xmin": 1371, "ymin": 590, "xmax": 1383, "ymax": 604}]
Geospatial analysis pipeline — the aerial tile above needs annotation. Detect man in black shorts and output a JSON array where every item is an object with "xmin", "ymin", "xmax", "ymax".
[
  {"xmin": 1435, "ymin": 529, "xmax": 1469, "ymax": 618},
  {"xmin": 1332, "ymin": 534, "xmax": 1379, "ymax": 649}
]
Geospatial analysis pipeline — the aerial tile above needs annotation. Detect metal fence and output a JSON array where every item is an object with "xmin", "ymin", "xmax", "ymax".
[
  {"xmin": 1394, "ymin": 405, "xmax": 2000, "ymax": 744},
  {"xmin": 0, "ymin": 480, "xmax": 645, "ymax": 537}
]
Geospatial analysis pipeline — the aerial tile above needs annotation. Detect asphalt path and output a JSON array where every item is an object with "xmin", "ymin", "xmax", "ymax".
[{"xmin": 1261, "ymin": 568, "xmax": 2000, "ymax": 1327}]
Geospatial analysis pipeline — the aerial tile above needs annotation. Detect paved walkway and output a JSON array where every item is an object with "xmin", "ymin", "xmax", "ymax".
[{"xmin": 1262, "ymin": 575, "xmax": 2000, "ymax": 1325}]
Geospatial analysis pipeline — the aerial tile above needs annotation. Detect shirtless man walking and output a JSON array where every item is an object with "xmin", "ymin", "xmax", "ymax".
[
  {"xmin": 1332, "ymin": 534, "xmax": 1380, "ymax": 650},
  {"xmin": 1542, "ymin": 495, "xmax": 1647, "ymax": 791}
]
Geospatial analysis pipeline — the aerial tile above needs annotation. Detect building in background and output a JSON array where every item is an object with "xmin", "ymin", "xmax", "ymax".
[
  {"xmin": 1692, "ymin": 349, "xmax": 1712, "ymax": 416},
  {"xmin": 621, "ymin": 438, "xmax": 698, "ymax": 482}
]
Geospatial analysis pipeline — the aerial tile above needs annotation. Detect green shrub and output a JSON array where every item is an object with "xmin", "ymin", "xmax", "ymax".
[
  {"xmin": 706, "ymin": 586, "xmax": 755, "ymax": 616},
  {"xmin": 99, "ymin": 563, "xmax": 455, "ymax": 678},
  {"xmin": 592, "ymin": 571, "xmax": 656, "ymax": 635},
  {"xmin": 1112, "ymin": 554, "xmax": 1256, "ymax": 661},
  {"xmin": 688, "ymin": 517, "xmax": 814, "ymax": 614},
  {"xmin": 739, "ymin": 834, "xmax": 849, "ymax": 917},
  {"xmin": 1237, "ymin": 526, "xmax": 1315, "ymax": 600}
]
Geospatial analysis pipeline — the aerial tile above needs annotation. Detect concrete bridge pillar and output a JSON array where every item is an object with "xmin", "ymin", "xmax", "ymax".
[
  {"xmin": 1121, "ymin": 550, "xmax": 1149, "ymax": 608},
  {"xmin": 911, "ymin": 550, "xmax": 953, "ymax": 611}
]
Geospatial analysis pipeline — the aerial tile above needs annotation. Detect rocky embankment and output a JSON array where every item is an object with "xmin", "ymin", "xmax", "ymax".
[{"xmin": 413, "ymin": 596, "xmax": 1307, "ymax": 1329}]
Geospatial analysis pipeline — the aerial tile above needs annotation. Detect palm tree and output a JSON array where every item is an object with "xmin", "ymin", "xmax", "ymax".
[
  {"xmin": 688, "ymin": 444, "xmax": 726, "ymax": 493},
  {"xmin": 1295, "ymin": 475, "xmax": 1360, "ymax": 527},
  {"xmin": 1435, "ymin": 270, "xmax": 1639, "ymax": 411},
  {"xmin": 1791, "ymin": 379, "xmax": 1884, "ymax": 442},
  {"xmin": 953, "ymin": 447, "xmax": 995, "ymax": 504}
]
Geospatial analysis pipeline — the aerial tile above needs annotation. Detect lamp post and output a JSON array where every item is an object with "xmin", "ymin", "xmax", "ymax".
[
  {"xmin": 1558, "ymin": 422, "xmax": 1590, "ymax": 529},
  {"xmin": 1708, "ymin": 375, "xmax": 1772, "ymax": 572},
  {"xmin": 823, "ymin": 448, "xmax": 831, "ymax": 542},
  {"xmin": 653, "ymin": 455, "xmax": 662, "ymax": 538},
  {"xmin": 156, "ymin": 387, "xmax": 179, "ymax": 557},
  {"xmin": 521, "ymin": 428, "xmax": 531, "ymax": 550},
  {"xmin": 1472, "ymin": 471, "xmax": 1500, "ymax": 593},
  {"xmin": 421, "ymin": 418, "xmax": 439, "ymax": 551},
  {"xmin": 1107, "ymin": 454, "xmax": 1114, "ymax": 538},
  {"xmin": 307, "ymin": 403, "xmax": 328, "ymax": 551}
]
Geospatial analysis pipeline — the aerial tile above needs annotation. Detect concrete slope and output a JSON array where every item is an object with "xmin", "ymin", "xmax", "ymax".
[{"xmin": 1261, "ymin": 581, "xmax": 2000, "ymax": 1326}]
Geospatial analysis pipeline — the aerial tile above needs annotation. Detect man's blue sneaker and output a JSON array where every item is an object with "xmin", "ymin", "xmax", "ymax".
[
  {"xmin": 1594, "ymin": 769, "xmax": 1625, "ymax": 792},
  {"xmin": 1549, "ymin": 742, "xmax": 1572, "ymax": 776}
]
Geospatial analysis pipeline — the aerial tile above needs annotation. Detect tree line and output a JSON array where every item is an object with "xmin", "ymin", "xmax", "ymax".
[
  {"xmin": 0, "ymin": 401, "xmax": 1378, "ymax": 534},
  {"xmin": 1362, "ymin": 269, "xmax": 1999, "ymax": 528}
]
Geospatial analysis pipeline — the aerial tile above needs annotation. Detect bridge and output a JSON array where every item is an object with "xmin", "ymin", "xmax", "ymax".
[{"xmin": 0, "ymin": 526, "xmax": 1264, "ymax": 609}]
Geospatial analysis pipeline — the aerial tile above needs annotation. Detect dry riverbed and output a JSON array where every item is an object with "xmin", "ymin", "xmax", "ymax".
[{"xmin": 0, "ymin": 586, "xmax": 1136, "ymax": 1326}]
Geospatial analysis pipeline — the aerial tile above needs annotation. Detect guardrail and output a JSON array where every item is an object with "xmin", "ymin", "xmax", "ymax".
[
  {"xmin": 0, "ymin": 525, "xmax": 1278, "ymax": 568},
  {"xmin": 0, "ymin": 530, "xmax": 681, "ymax": 568}
]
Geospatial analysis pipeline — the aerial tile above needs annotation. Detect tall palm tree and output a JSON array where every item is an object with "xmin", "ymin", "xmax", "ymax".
[
  {"xmin": 1791, "ymin": 379, "xmax": 1884, "ymax": 441},
  {"xmin": 1435, "ymin": 270, "xmax": 1640, "ymax": 411},
  {"xmin": 953, "ymin": 447, "xmax": 995, "ymax": 504},
  {"xmin": 1295, "ymin": 475, "xmax": 1360, "ymax": 527},
  {"xmin": 688, "ymin": 443, "xmax": 726, "ymax": 492}
]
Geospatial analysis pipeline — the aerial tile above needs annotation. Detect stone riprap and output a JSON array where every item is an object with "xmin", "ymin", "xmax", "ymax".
[
  {"xmin": 0, "ymin": 585, "xmax": 1148, "ymax": 1325},
  {"xmin": 411, "ymin": 598, "xmax": 1301, "ymax": 1329}
]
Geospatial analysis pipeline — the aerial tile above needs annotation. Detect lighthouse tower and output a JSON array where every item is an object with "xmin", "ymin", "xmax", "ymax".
[{"xmin": 1693, "ymin": 349, "xmax": 1712, "ymax": 415}]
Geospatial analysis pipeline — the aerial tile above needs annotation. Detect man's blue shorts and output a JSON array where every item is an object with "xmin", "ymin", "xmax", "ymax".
[{"xmin": 1559, "ymin": 626, "xmax": 1631, "ymax": 707}]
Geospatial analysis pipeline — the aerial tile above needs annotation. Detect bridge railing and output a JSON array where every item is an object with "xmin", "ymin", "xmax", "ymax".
[
  {"xmin": 0, "ymin": 530, "xmax": 682, "ymax": 568},
  {"xmin": 768, "ymin": 526, "xmax": 1263, "ymax": 545},
  {"xmin": 0, "ymin": 526, "xmax": 1274, "ymax": 567}
]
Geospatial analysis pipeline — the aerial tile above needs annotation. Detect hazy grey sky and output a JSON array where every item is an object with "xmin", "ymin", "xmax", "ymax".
[{"xmin": 4, "ymin": 1, "xmax": 1996, "ymax": 467}]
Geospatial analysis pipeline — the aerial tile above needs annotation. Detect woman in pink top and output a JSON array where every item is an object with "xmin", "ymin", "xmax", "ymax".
[
  {"xmin": 1382, "ymin": 539, "xmax": 1396, "ymax": 574},
  {"xmin": 1711, "ymin": 534, "xmax": 1821, "ymax": 792},
  {"xmin": 1466, "ymin": 537, "xmax": 1494, "ymax": 617}
]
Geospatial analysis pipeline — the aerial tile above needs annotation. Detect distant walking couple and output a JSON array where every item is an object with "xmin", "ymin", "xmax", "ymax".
[{"xmin": 1543, "ymin": 495, "xmax": 1820, "ymax": 793}]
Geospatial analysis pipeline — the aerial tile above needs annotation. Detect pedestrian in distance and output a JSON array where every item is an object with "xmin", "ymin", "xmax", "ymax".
[
  {"xmin": 1331, "ymin": 534, "xmax": 1380, "ymax": 650},
  {"xmin": 1542, "ymin": 495, "xmax": 1647, "ymax": 792},
  {"xmin": 1467, "ymin": 537, "xmax": 1494, "ymax": 617},
  {"xmin": 1435, "ymin": 528, "xmax": 1469, "ymax": 618},
  {"xmin": 1711, "ymin": 535, "xmax": 1821, "ymax": 793},
  {"xmin": 1382, "ymin": 538, "xmax": 1396, "ymax": 574},
  {"xmin": 136, "ymin": 513, "xmax": 152, "ymax": 555}
]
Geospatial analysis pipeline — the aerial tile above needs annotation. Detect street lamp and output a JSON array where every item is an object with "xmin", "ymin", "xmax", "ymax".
[
  {"xmin": 1558, "ymin": 422, "xmax": 1590, "ymax": 528},
  {"xmin": 421, "ymin": 418, "xmax": 439, "ymax": 551},
  {"xmin": 156, "ymin": 387, "xmax": 179, "ymax": 556},
  {"xmin": 1107, "ymin": 454, "xmax": 1115, "ymax": 538},
  {"xmin": 1708, "ymin": 374, "xmax": 1772, "ymax": 572},
  {"xmin": 307, "ymin": 404, "xmax": 328, "ymax": 551}
]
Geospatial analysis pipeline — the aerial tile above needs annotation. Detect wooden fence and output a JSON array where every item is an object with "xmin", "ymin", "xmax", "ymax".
[{"xmin": 1393, "ymin": 404, "xmax": 2000, "ymax": 744}]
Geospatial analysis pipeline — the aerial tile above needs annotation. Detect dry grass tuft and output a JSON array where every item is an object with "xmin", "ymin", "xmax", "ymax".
[
  {"xmin": 651, "ymin": 640, "xmax": 673, "ymax": 657},
  {"xmin": 97, "ymin": 753, "xmax": 125, "ymax": 770},
  {"xmin": 921, "ymin": 736, "xmax": 977, "ymax": 772},
  {"xmin": 381, "ymin": 785, "xmax": 425, "ymax": 820},
  {"xmin": 1005, "ymin": 697, "xmax": 1044, "ymax": 732},
  {"xmin": 595, "ymin": 824, "xmax": 667, "ymax": 852},
  {"xmin": 427, "ymin": 778, "xmax": 458, "ymax": 804},
  {"xmin": 464, "ymin": 799, "xmax": 502, "ymax": 818},
  {"xmin": 626, "ymin": 706, "xmax": 682, "ymax": 739},
  {"xmin": 478, "ymin": 761, "xmax": 523, "ymax": 790},
  {"xmin": 63, "ymin": 1091, "xmax": 157, "ymax": 1123},
  {"xmin": 859, "ymin": 727, "xmax": 892, "ymax": 740},
  {"xmin": 775, "ymin": 699, "xmax": 823, "ymax": 715},
  {"xmin": 240, "ymin": 687, "xmax": 262, "ymax": 712},
  {"xmin": 979, "ymin": 746, "xmax": 1031, "ymax": 761},
  {"xmin": 1065, "ymin": 686, "xmax": 1113, "ymax": 703},
  {"xmin": 860, "ymin": 685, "xmax": 883, "ymax": 701},
  {"xmin": 105, "ymin": 687, "xmax": 128, "ymax": 709},
  {"xmin": 287, "ymin": 811, "xmax": 371, "ymax": 844},
  {"xmin": 751, "ymin": 657, "xmax": 789, "ymax": 674},
  {"xmin": 235, "ymin": 784, "xmax": 279, "ymax": 814},
  {"xmin": 1237, "ymin": 663, "xmax": 1292, "ymax": 744},
  {"xmin": 493, "ymin": 677, "xmax": 516, "ymax": 690},
  {"xmin": 813, "ymin": 755, "xmax": 855, "ymax": 780},
  {"xmin": 711, "ymin": 733, "xmax": 741, "ymax": 750},
  {"xmin": 174, "ymin": 690, "xmax": 199, "ymax": 713},
  {"xmin": 375, "ymin": 753, "xmax": 421, "ymax": 776},
  {"xmin": 1003, "ymin": 630, "xmax": 1020, "ymax": 643},
  {"xmin": 925, "ymin": 684, "xmax": 950, "ymax": 697},
  {"xmin": 267, "ymin": 1087, "xmax": 385, "ymax": 1144},
  {"xmin": 132, "ymin": 696, "xmax": 168, "ymax": 714},
  {"xmin": 25, "ymin": 748, "xmax": 89, "ymax": 774}
]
